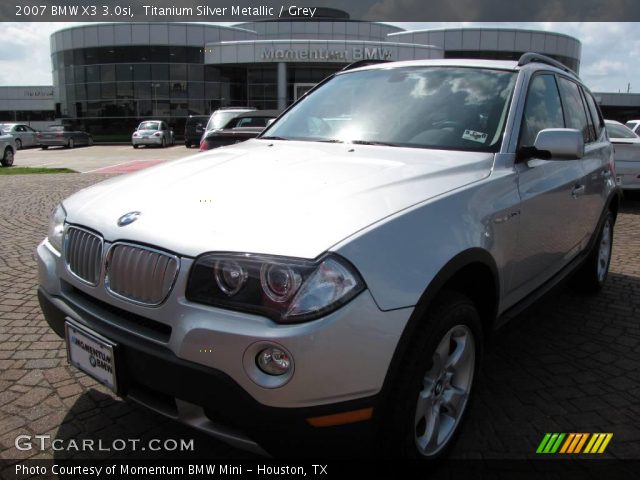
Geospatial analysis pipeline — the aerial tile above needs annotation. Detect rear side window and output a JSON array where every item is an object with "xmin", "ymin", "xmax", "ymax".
[
  {"xmin": 606, "ymin": 122, "xmax": 638, "ymax": 139},
  {"xmin": 626, "ymin": 121, "xmax": 639, "ymax": 132},
  {"xmin": 557, "ymin": 77, "xmax": 593, "ymax": 144},
  {"xmin": 582, "ymin": 89, "xmax": 604, "ymax": 139},
  {"xmin": 520, "ymin": 74, "xmax": 564, "ymax": 147}
]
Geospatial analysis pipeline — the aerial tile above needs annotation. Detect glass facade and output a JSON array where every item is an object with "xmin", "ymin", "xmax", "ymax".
[
  {"xmin": 0, "ymin": 110, "xmax": 55, "ymax": 122},
  {"xmin": 47, "ymin": 24, "xmax": 583, "ymax": 142},
  {"xmin": 53, "ymin": 43, "xmax": 346, "ymax": 140}
]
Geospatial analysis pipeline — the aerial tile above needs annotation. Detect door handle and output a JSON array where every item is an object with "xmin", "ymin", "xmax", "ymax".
[{"xmin": 571, "ymin": 184, "xmax": 585, "ymax": 198}]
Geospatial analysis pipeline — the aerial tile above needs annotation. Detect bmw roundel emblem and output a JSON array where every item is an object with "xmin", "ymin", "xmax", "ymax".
[{"xmin": 117, "ymin": 211, "xmax": 141, "ymax": 227}]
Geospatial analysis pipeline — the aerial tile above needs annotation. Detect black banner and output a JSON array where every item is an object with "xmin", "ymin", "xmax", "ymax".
[
  {"xmin": 2, "ymin": 459, "xmax": 640, "ymax": 480},
  {"xmin": 3, "ymin": 0, "xmax": 640, "ymax": 22}
]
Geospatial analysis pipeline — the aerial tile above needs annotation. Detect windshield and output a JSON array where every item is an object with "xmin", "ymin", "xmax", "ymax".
[
  {"xmin": 263, "ymin": 67, "xmax": 517, "ymax": 151},
  {"xmin": 207, "ymin": 111, "xmax": 245, "ymax": 130},
  {"xmin": 607, "ymin": 122, "xmax": 638, "ymax": 139},
  {"xmin": 138, "ymin": 121, "xmax": 160, "ymax": 131}
]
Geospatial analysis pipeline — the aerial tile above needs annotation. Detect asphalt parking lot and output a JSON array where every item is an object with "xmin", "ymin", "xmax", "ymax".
[{"xmin": 0, "ymin": 166, "xmax": 639, "ymax": 464}]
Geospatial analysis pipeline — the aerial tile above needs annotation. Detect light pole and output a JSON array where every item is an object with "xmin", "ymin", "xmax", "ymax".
[{"xmin": 152, "ymin": 83, "xmax": 160, "ymax": 116}]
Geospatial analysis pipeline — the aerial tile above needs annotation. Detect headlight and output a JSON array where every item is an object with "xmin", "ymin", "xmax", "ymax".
[
  {"xmin": 47, "ymin": 204, "xmax": 66, "ymax": 253},
  {"xmin": 186, "ymin": 253, "xmax": 364, "ymax": 323}
]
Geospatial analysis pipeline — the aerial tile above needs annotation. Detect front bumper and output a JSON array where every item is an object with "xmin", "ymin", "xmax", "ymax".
[
  {"xmin": 39, "ymin": 287, "xmax": 377, "ymax": 455},
  {"xmin": 37, "ymin": 238, "xmax": 412, "ymax": 453},
  {"xmin": 616, "ymin": 161, "xmax": 640, "ymax": 190}
]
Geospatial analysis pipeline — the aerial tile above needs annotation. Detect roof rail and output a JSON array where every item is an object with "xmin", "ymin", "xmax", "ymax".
[
  {"xmin": 518, "ymin": 53, "xmax": 576, "ymax": 76},
  {"xmin": 341, "ymin": 59, "xmax": 391, "ymax": 71}
]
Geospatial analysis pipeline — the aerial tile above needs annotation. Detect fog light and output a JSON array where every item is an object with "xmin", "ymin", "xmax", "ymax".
[{"xmin": 257, "ymin": 347, "xmax": 292, "ymax": 376}]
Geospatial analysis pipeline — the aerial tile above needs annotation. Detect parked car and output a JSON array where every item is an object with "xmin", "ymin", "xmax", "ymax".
[
  {"xmin": 0, "ymin": 131, "xmax": 16, "ymax": 166},
  {"xmin": 184, "ymin": 115, "xmax": 209, "ymax": 148},
  {"xmin": 199, "ymin": 110, "xmax": 280, "ymax": 151},
  {"xmin": 625, "ymin": 120, "xmax": 640, "ymax": 135},
  {"xmin": 203, "ymin": 107, "xmax": 256, "ymax": 138},
  {"xmin": 132, "ymin": 120, "xmax": 174, "ymax": 148},
  {"xmin": 605, "ymin": 119, "xmax": 640, "ymax": 190},
  {"xmin": 0, "ymin": 123, "xmax": 39, "ymax": 150},
  {"xmin": 38, "ymin": 54, "xmax": 619, "ymax": 459},
  {"xmin": 38, "ymin": 125, "xmax": 92, "ymax": 149}
]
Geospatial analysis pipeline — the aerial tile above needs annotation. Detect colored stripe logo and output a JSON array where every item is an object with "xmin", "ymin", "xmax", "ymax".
[{"xmin": 536, "ymin": 433, "xmax": 613, "ymax": 454}]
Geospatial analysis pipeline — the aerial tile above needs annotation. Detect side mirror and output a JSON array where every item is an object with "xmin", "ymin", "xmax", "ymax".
[
  {"xmin": 532, "ymin": 128, "xmax": 584, "ymax": 160},
  {"xmin": 266, "ymin": 118, "xmax": 276, "ymax": 126}
]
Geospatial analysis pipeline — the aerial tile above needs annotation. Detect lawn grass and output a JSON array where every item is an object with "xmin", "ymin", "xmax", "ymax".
[{"xmin": 0, "ymin": 167, "xmax": 76, "ymax": 175}]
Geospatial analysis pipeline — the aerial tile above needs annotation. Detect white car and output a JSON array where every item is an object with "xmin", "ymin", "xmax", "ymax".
[
  {"xmin": 0, "ymin": 131, "xmax": 16, "ymax": 166},
  {"xmin": 605, "ymin": 119, "xmax": 640, "ymax": 190},
  {"xmin": 0, "ymin": 123, "xmax": 39, "ymax": 150},
  {"xmin": 132, "ymin": 120, "xmax": 175, "ymax": 148},
  {"xmin": 625, "ymin": 120, "xmax": 640, "ymax": 135}
]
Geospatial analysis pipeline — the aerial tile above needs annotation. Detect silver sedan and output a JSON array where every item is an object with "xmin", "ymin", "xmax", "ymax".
[{"xmin": 0, "ymin": 123, "xmax": 39, "ymax": 150}]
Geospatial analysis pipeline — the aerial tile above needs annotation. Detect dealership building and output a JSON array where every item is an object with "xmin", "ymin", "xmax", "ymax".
[{"xmin": 1, "ymin": 15, "xmax": 639, "ymax": 140}]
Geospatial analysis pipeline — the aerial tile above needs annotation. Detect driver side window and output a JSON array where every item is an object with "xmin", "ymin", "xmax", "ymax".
[{"xmin": 520, "ymin": 74, "xmax": 564, "ymax": 148}]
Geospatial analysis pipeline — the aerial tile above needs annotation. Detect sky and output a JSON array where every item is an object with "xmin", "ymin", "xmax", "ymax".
[{"xmin": 0, "ymin": 22, "xmax": 637, "ymax": 93}]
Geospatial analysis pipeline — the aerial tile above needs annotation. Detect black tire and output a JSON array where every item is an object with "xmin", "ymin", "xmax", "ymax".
[
  {"xmin": 185, "ymin": 141, "xmax": 191, "ymax": 148},
  {"xmin": 378, "ymin": 291, "xmax": 482, "ymax": 459},
  {"xmin": 161, "ymin": 137, "xmax": 166, "ymax": 148},
  {"xmin": 573, "ymin": 211, "xmax": 614, "ymax": 293},
  {"xmin": 67, "ymin": 138, "xmax": 74, "ymax": 149},
  {"xmin": 15, "ymin": 139, "xmax": 22, "ymax": 150},
  {"xmin": 88, "ymin": 137, "xmax": 93, "ymax": 146},
  {"xmin": 41, "ymin": 145, "xmax": 48, "ymax": 150},
  {"xmin": 1, "ymin": 147, "xmax": 14, "ymax": 167},
  {"xmin": 133, "ymin": 144, "xmax": 139, "ymax": 149}
]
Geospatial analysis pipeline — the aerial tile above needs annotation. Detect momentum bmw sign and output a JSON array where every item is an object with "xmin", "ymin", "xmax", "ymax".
[{"xmin": 260, "ymin": 47, "xmax": 394, "ymax": 62}]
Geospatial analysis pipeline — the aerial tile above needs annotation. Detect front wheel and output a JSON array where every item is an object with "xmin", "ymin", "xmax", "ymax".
[
  {"xmin": 67, "ymin": 138, "xmax": 74, "ymax": 149},
  {"xmin": 161, "ymin": 137, "xmax": 166, "ymax": 148},
  {"xmin": 379, "ymin": 291, "xmax": 482, "ymax": 459},
  {"xmin": 574, "ymin": 211, "xmax": 614, "ymax": 293},
  {"xmin": 1, "ymin": 148, "xmax": 14, "ymax": 167}
]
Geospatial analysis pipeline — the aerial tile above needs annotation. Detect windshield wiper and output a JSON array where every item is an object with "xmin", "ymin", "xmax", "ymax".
[
  {"xmin": 349, "ymin": 140, "xmax": 399, "ymax": 147},
  {"xmin": 260, "ymin": 136, "xmax": 289, "ymax": 140}
]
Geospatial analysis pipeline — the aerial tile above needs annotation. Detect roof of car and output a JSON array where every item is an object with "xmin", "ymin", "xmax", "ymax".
[
  {"xmin": 235, "ymin": 110, "xmax": 281, "ymax": 118},
  {"xmin": 344, "ymin": 58, "xmax": 520, "ymax": 73},
  {"xmin": 344, "ymin": 57, "xmax": 580, "ymax": 80}
]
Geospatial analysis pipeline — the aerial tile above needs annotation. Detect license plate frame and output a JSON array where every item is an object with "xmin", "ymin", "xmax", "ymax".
[{"xmin": 65, "ymin": 319, "xmax": 118, "ymax": 392}]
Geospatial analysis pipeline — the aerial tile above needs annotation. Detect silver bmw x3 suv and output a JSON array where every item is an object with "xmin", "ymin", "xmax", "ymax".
[{"xmin": 37, "ymin": 54, "xmax": 619, "ymax": 458}]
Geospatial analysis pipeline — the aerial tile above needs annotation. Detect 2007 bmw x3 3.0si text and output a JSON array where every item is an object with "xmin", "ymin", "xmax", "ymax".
[{"xmin": 37, "ymin": 54, "xmax": 619, "ymax": 458}]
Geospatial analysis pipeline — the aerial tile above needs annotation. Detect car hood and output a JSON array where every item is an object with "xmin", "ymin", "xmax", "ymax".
[{"xmin": 64, "ymin": 140, "xmax": 494, "ymax": 258}]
